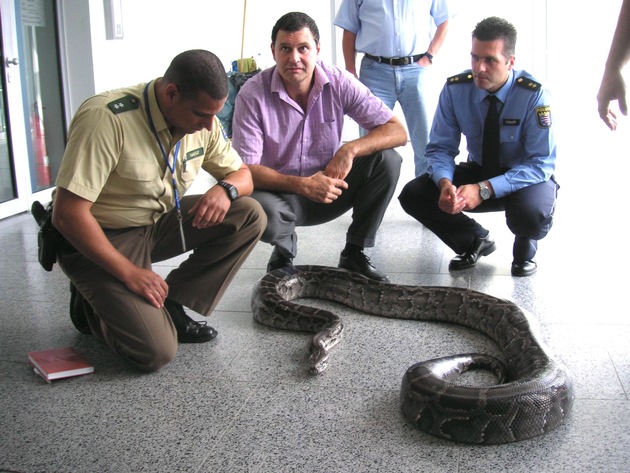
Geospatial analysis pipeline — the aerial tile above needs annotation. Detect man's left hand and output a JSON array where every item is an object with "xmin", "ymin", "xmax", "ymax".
[
  {"xmin": 456, "ymin": 184, "xmax": 483, "ymax": 212},
  {"xmin": 324, "ymin": 148, "xmax": 354, "ymax": 180},
  {"xmin": 188, "ymin": 187, "xmax": 230, "ymax": 228}
]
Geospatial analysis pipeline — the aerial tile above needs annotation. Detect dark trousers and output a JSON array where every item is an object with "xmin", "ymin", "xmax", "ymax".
[
  {"xmin": 58, "ymin": 196, "xmax": 266, "ymax": 372},
  {"xmin": 252, "ymin": 148, "xmax": 402, "ymax": 258},
  {"xmin": 398, "ymin": 163, "xmax": 559, "ymax": 261}
]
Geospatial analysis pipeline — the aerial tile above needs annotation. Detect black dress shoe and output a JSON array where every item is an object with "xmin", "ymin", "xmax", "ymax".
[
  {"xmin": 449, "ymin": 235, "xmax": 497, "ymax": 270},
  {"xmin": 164, "ymin": 299, "xmax": 218, "ymax": 343},
  {"xmin": 267, "ymin": 247, "xmax": 294, "ymax": 272},
  {"xmin": 338, "ymin": 250, "xmax": 389, "ymax": 282},
  {"xmin": 511, "ymin": 260, "xmax": 537, "ymax": 277},
  {"xmin": 69, "ymin": 283, "xmax": 92, "ymax": 335}
]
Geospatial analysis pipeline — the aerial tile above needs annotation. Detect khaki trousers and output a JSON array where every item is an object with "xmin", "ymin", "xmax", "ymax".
[{"xmin": 58, "ymin": 196, "xmax": 266, "ymax": 372}]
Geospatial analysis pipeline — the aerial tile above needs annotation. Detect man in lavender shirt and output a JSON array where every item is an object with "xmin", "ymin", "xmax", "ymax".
[{"xmin": 232, "ymin": 12, "xmax": 407, "ymax": 281}]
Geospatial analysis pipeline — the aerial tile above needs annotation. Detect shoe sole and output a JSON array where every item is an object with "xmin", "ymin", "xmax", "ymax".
[
  {"xmin": 266, "ymin": 263, "xmax": 294, "ymax": 273},
  {"xmin": 481, "ymin": 242, "xmax": 497, "ymax": 257},
  {"xmin": 448, "ymin": 242, "xmax": 497, "ymax": 270},
  {"xmin": 511, "ymin": 266, "xmax": 537, "ymax": 277},
  {"xmin": 338, "ymin": 262, "xmax": 389, "ymax": 282},
  {"xmin": 178, "ymin": 330, "xmax": 218, "ymax": 343}
]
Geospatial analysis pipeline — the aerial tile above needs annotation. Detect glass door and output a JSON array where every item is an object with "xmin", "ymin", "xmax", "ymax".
[
  {"xmin": 0, "ymin": 61, "xmax": 14, "ymax": 203},
  {"xmin": 0, "ymin": 0, "xmax": 66, "ymax": 219},
  {"xmin": 1, "ymin": 0, "xmax": 29, "ymax": 218}
]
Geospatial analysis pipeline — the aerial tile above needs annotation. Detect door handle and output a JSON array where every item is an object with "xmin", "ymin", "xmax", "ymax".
[{"xmin": 5, "ymin": 57, "xmax": 19, "ymax": 66}]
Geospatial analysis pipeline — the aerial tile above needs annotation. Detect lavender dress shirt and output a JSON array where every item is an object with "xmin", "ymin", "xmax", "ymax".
[{"xmin": 232, "ymin": 61, "xmax": 394, "ymax": 177}]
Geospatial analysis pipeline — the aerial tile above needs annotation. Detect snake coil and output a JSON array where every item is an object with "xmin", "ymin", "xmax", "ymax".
[{"xmin": 251, "ymin": 265, "xmax": 574, "ymax": 444}]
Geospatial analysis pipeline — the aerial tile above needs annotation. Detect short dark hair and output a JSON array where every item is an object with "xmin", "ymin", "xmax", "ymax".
[
  {"xmin": 271, "ymin": 12, "xmax": 320, "ymax": 45},
  {"xmin": 162, "ymin": 49, "xmax": 227, "ymax": 101},
  {"xmin": 472, "ymin": 17, "xmax": 517, "ymax": 58}
]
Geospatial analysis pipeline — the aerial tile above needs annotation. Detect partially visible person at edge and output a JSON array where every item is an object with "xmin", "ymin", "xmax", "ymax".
[
  {"xmin": 52, "ymin": 50, "xmax": 266, "ymax": 372},
  {"xmin": 231, "ymin": 12, "xmax": 407, "ymax": 282},
  {"xmin": 597, "ymin": 0, "xmax": 630, "ymax": 130},
  {"xmin": 334, "ymin": 0, "xmax": 450, "ymax": 177},
  {"xmin": 398, "ymin": 17, "xmax": 558, "ymax": 277}
]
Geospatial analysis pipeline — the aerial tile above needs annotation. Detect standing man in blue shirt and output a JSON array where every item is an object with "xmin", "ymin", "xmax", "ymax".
[
  {"xmin": 334, "ymin": 0, "xmax": 450, "ymax": 177},
  {"xmin": 398, "ymin": 17, "xmax": 558, "ymax": 277}
]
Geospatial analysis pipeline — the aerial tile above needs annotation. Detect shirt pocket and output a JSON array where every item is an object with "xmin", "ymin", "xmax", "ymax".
[
  {"xmin": 113, "ymin": 159, "xmax": 162, "ymax": 196},
  {"xmin": 460, "ymin": 120, "xmax": 482, "ymax": 150},
  {"xmin": 181, "ymin": 152, "xmax": 204, "ymax": 183},
  {"xmin": 460, "ymin": 119, "xmax": 482, "ymax": 139},
  {"xmin": 500, "ymin": 123, "xmax": 523, "ymax": 143}
]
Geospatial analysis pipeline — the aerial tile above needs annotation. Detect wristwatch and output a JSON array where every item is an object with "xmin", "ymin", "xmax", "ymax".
[
  {"xmin": 217, "ymin": 180, "xmax": 238, "ymax": 201},
  {"xmin": 478, "ymin": 182, "xmax": 492, "ymax": 200}
]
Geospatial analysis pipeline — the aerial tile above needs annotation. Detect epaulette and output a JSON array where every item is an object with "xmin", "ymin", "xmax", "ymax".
[
  {"xmin": 515, "ymin": 76, "xmax": 542, "ymax": 91},
  {"xmin": 107, "ymin": 95, "xmax": 140, "ymax": 114},
  {"xmin": 447, "ymin": 72, "xmax": 474, "ymax": 85}
]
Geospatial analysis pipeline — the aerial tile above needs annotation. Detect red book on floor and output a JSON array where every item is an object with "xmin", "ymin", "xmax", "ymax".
[{"xmin": 27, "ymin": 347, "xmax": 94, "ymax": 382}]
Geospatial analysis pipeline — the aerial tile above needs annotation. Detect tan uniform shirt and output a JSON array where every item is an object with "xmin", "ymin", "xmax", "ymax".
[{"xmin": 56, "ymin": 81, "xmax": 242, "ymax": 228}]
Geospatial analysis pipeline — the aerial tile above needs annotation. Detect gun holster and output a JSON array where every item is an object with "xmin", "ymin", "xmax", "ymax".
[{"xmin": 31, "ymin": 201, "xmax": 71, "ymax": 271}]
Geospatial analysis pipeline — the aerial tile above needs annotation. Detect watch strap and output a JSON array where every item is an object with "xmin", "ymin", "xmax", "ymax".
[{"xmin": 217, "ymin": 180, "xmax": 237, "ymax": 201}]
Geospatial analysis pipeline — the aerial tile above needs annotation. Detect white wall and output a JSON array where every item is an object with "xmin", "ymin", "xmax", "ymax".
[
  {"xmin": 58, "ymin": 0, "xmax": 626, "ymax": 139},
  {"xmin": 60, "ymin": 0, "xmax": 338, "ymax": 107},
  {"xmin": 60, "ymin": 0, "xmax": 548, "ymax": 111}
]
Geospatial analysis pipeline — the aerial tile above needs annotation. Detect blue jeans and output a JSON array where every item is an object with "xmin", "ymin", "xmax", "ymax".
[{"xmin": 359, "ymin": 56, "xmax": 431, "ymax": 177}]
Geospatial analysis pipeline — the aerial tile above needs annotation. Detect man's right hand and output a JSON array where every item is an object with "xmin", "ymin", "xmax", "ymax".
[
  {"xmin": 123, "ymin": 267, "xmax": 169, "ymax": 309},
  {"xmin": 438, "ymin": 179, "xmax": 466, "ymax": 214},
  {"xmin": 302, "ymin": 171, "xmax": 348, "ymax": 203}
]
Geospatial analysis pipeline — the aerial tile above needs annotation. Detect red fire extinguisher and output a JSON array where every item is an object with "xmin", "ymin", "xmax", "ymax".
[{"xmin": 32, "ymin": 101, "xmax": 51, "ymax": 187}]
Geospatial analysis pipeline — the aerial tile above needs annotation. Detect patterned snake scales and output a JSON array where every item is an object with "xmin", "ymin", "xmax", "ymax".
[{"xmin": 251, "ymin": 265, "xmax": 574, "ymax": 445}]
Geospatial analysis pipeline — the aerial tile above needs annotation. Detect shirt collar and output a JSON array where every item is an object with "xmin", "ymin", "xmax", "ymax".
[
  {"xmin": 145, "ymin": 79, "xmax": 169, "ymax": 133},
  {"xmin": 477, "ymin": 69, "xmax": 515, "ymax": 104},
  {"xmin": 270, "ymin": 61, "xmax": 330, "ymax": 99}
]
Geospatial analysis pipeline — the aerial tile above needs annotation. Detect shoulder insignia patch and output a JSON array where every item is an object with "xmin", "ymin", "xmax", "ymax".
[
  {"xmin": 107, "ymin": 95, "xmax": 140, "ymax": 114},
  {"xmin": 536, "ymin": 105, "xmax": 552, "ymax": 128},
  {"xmin": 218, "ymin": 120, "xmax": 229, "ymax": 142},
  {"xmin": 447, "ymin": 72, "xmax": 474, "ymax": 85},
  {"xmin": 515, "ymin": 76, "xmax": 542, "ymax": 91}
]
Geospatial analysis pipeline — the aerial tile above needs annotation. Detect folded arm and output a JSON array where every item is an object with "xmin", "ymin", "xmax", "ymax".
[{"xmin": 325, "ymin": 116, "xmax": 407, "ymax": 179}]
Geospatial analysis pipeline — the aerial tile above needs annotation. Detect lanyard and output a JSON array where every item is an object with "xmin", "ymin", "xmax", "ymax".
[{"xmin": 143, "ymin": 82, "xmax": 186, "ymax": 252}]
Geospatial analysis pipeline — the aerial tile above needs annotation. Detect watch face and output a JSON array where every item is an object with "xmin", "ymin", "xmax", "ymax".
[
  {"xmin": 480, "ymin": 186, "xmax": 490, "ymax": 200},
  {"xmin": 220, "ymin": 181, "xmax": 238, "ymax": 201}
]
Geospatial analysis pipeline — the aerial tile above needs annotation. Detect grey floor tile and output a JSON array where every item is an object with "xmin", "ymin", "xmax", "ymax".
[
  {"xmin": 0, "ymin": 368, "xmax": 257, "ymax": 473},
  {"xmin": 199, "ymin": 383, "xmax": 459, "ymax": 473},
  {"xmin": 2, "ymin": 140, "xmax": 629, "ymax": 472}
]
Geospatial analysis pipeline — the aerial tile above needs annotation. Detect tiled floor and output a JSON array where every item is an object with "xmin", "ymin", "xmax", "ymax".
[{"xmin": 1, "ymin": 127, "xmax": 629, "ymax": 473}]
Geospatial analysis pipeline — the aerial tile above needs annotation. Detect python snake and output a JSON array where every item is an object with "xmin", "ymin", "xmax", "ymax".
[{"xmin": 251, "ymin": 265, "xmax": 574, "ymax": 445}]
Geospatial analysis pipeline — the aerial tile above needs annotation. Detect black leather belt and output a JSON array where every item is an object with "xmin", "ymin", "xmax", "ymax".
[{"xmin": 364, "ymin": 53, "xmax": 424, "ymax": 66}]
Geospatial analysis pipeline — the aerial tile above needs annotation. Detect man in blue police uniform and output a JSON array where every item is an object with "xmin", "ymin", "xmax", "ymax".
[{"xmin": 398, "ymin": 16, "xmax": 558, "ymax": 277}]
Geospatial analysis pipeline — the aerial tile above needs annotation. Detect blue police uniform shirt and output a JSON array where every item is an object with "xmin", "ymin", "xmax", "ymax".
[{"xmin": 427, "ymin": 68, "xmax": 556, "ymax": 198}]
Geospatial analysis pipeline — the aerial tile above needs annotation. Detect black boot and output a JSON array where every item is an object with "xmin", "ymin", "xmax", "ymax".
[
  {"xmin": 69, "ymin": 283, "xmax": 92, "ymax": 334},
  {"xmin": 164, "ymin": 299, "xmax": 218, "ymax": 343}
]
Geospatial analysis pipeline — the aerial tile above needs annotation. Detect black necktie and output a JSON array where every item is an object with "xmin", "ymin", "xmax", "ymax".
[{"xmin": 482, "ymin": 95, "xmax": 501, "ymax": 179}]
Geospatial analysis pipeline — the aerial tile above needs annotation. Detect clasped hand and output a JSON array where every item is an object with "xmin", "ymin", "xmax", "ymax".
[
  {"xmin": 298, "ymin": 152, "xmax": 350, "ymax": 203},
  {"xmin": 303, "ymin": 171, "xmax": 348, "ymax": 203},
  {"xmin": 438, "ymin": 183, "xmax": 482, "ymax": 214}
]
